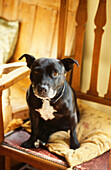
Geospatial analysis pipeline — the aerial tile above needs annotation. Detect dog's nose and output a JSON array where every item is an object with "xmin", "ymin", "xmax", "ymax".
[{"xmin": 38, "ymin": 85, "xmax": 48, "ymax": 93}]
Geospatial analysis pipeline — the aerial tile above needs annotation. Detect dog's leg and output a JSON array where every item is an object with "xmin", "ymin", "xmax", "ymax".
[
  {"xmin": 70, "ymin": 111, "xmax": 80, "ymax": 149},
  {"xmin": 73, "ymin": 89, "xmax": 80, "ymax": 122},
  {"xmin": 21, "ymin": 109, "xmax": 40, "ymax": 148}
]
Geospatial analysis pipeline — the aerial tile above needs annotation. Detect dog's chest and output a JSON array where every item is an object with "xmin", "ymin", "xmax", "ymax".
[{"xmin": 35, "ymin": 100, "xmax": 57, "ymax": 121}]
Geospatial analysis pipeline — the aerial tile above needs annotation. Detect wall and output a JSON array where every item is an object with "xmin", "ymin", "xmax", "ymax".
[{"xmin": 0, "ymin": 0, "xmax": 79, "ymax": 61}]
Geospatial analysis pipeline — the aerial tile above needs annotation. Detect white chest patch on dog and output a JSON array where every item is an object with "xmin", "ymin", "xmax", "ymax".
[{"xmin": 35, "ymin": 100, "xmax": 57, "ymax": 121}]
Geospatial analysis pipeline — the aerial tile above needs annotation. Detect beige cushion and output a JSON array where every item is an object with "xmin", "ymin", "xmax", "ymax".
[
  {"xmin": 0, "ymin": 18, "xmax": 19, "ymax": 64},
  {"xmin": 46, "ymin": 100, "xmax": 111, "ymax": 169}
]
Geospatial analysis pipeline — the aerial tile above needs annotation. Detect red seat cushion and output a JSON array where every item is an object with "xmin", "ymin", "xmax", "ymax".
[{"xmin": 4, "ymin": 130, "xmax": 110, "ymax": 170}]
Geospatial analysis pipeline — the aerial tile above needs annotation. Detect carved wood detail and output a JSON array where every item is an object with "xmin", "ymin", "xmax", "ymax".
[
  {"xmin": 71, "ymin": 0, "xmax": 87, "ymax": 91},
  {"xmin": 87, "ymin": 0, "xmax": 107, "ymax": 96}
]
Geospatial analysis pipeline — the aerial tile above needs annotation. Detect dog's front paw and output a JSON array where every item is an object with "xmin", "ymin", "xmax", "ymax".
[
  {"xmin": 20, "ymin": 139, "xmax": 35, "ymax": 148},
  {"xmin": 34, "ymin": 139, "xmax": 46, "ymax": 148}
]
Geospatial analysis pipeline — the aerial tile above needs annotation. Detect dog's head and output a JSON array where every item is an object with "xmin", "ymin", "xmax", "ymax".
[{"xmin": 19, "ymin": 54, "xmax": 79, "ymax": 100}]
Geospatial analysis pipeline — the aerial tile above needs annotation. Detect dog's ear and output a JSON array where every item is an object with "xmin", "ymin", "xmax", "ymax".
[
  {"xmin": 60, "ymin": 58, "xmax": 79, "ymax": 72},
  {"xmin": 18, "ymin": 54, "xmax": 36, "ymax": 68}
]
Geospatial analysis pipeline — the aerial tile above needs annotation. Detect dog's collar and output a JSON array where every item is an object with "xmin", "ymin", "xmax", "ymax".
[{"xmin": 50, "ymin": 84, "xmax": 65, "ymax": 104}]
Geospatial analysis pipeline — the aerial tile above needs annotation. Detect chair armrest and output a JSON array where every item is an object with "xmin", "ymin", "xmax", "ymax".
[
  {"xmin": 0, "ymin": 64, "xmax": 30, "ymax": 143},
  {"xmin": 0, "ymin": 66, "xmax": 30, "ymax": 92},
  {"xmin": 0, "ymin": 62, "xmax": 26, "ymax": 74}
]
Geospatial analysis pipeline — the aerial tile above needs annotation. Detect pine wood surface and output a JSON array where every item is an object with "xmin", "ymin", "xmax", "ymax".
[{"xmin": 0, "ymin": 0, "xmax": 78, "ymax": 60}]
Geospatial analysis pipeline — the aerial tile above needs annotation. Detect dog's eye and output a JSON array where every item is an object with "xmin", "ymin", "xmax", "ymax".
[
  {"xmin": 53, "ymin": 72, "xmax": 59, "ymax": 76},
  {"xmin": 34, "ymin": 70, "xmax": 39, "ymax": 74}
]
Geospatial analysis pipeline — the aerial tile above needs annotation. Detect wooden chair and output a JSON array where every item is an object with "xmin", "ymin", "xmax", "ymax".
[{"xmin": 0, "ymin": 0, "xmax": 111, "ymax": 169}]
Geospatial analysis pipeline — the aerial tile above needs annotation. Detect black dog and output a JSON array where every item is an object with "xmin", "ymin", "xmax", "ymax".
[{"xmin": 19, "ymin": 54, "xmax": 80, "ymax": 149}]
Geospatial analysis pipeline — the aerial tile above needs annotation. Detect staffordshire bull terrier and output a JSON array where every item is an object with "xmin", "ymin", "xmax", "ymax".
[{"xmin": 19, "ymin": 54, "xmax": 80, "ymax": 149}]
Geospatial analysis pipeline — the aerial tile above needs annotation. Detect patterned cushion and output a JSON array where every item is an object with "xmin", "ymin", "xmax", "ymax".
[{"xmin": 4, "ymin": 130, "xmax": 67, "ymax": 167}]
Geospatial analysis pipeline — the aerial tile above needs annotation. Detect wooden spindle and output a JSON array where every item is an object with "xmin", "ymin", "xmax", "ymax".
[
  {"xmin": 57, "ymin": 0, "xmax": 69, "ymax": 60},
  {"xmin": 87, "ymin": 0, "xmax": 107, "ymax": 96},
  {"xmin": 105, "ymin": 67, "xmax": 111, "ymax": 99},
  {"xmin": 0, "ymin": 92, "xmax": 4, "ymax": 143},
  {"xmin": 71, "ymin": 0, "xmax": 87, "ymax": 91}
]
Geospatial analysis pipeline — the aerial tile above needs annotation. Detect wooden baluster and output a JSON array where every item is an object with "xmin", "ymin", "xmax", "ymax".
[
  {"xmin": 57, "ymin": 0, "xmax": 69, "ymax": 60},
  {"xmin": 0, "ymin": 92, "xmax": 4, "ymax": 143},
  {"xmin": 71, "ymin": 0, "xmax": 87, "ymax": 91},
  {"xmin": 87, "ymin": 0, "xmax": 107, "ymax": 95},
  {"xmin": 105, "ymin": 67, "xmax": 111, "ymax": 99}
]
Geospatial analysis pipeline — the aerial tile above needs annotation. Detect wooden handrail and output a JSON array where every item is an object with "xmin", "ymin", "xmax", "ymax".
[
  {"xmin": 76, "ymin": 91, "xmax": 111, "ymax": 106},
  {"xmin": 0, "ymin": 62, "xmax": 26, "ymax": 74},
  {"xmin": 0, "ymin": 66, "xmax": 30, "ymax": 92}
]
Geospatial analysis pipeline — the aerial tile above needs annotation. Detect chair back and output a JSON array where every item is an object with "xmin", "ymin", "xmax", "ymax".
[{"xmin": 58, "ymin": 0, "xmax": 111, "ymax": 106}]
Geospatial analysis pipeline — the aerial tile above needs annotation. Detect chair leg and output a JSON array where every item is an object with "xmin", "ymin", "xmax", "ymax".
[
  {"xmin": 3, "ymin": 88, "xmax": 12, "ymax": 130},
  {"xmin": 5, "ymin": 156, "xmax": 11, "ymax": 170},
  {"xmin": 107, "ymin": 150, "xmax": 111, "ymax": 170},
  {"xmin": 0, "ymin": 156, "xmax": 5, "ymax": 170}
]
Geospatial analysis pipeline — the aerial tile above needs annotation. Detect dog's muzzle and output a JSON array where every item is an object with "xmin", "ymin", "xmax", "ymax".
[{"xmin": 32, "ymin": 84, "xmax": 56, "ymax": 99}]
